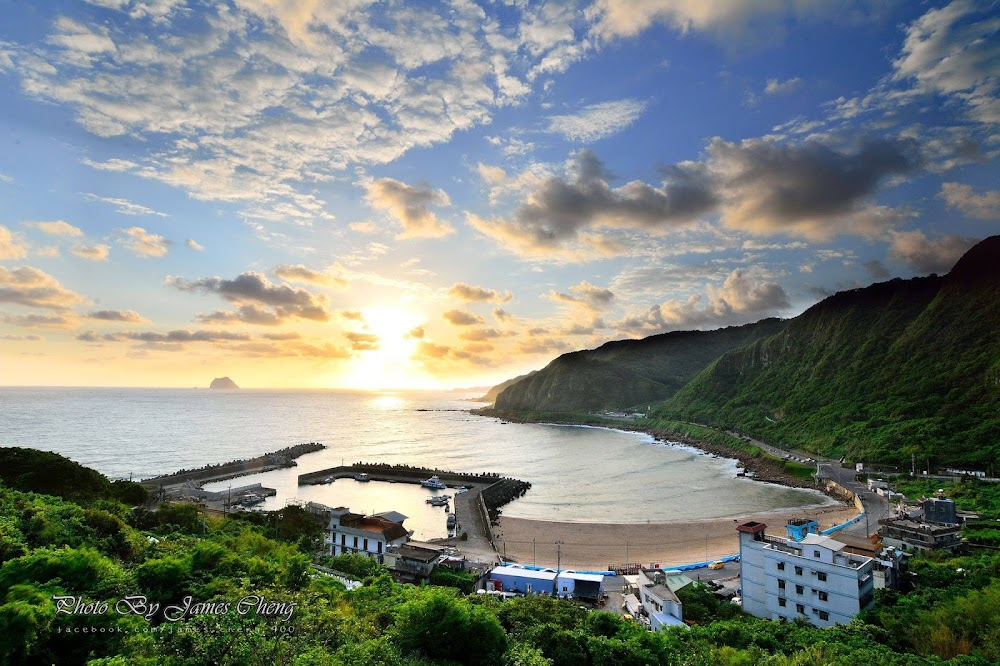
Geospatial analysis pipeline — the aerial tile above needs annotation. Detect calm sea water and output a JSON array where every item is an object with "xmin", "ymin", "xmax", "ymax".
[{"xmin": 0, "ymin": 388, "xmax": 830, "ymax": 536}]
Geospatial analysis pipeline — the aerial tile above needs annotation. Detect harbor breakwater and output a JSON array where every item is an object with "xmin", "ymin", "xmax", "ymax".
[{"xmin": 142, "ymin": 442, "xmax": 326, "ymax": 488}]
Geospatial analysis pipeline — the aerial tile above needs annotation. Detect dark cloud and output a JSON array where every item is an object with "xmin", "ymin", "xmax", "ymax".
[
  {"xmin": 492, "ymin": 308, "xmax": 512, "ymax": 322},
  {"xmin": 862, "ymin": 259, "xmax": 891, "ymax": 279},
  {"xmin": 196, "ymin": 305, "xmax": 283, "ymax": 326},
  {"xmin": 168, "ymin": 272, "xmax": 332, "ymax": 323},
  {"xmin": 888, "ymin": 230, "xmax": 979, "ymax": 273}
]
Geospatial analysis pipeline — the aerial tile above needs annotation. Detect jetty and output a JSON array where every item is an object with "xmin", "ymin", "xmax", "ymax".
[
  {"xmin": 141, "ymin": 442, "xmax": 325, "ymax": 509},
  {"xmin": 300, "ymin": 462, "xmax": 531, "ymax": 564}
]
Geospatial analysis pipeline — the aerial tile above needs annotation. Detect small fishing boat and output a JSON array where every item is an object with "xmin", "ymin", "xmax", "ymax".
[
  {"xmin": 447, "ymin": 513, "xmax": 457, "ymax": 528},
  {"xmin": 353, "ymin": 473, "xmax": 370, "ymax": 482},
  {"xmin": 421, "ymin": 475, "xmax": 447, "ymax": 490},
  {"xmin": 426, "ymin": 495, "xmax": 451, "ymax": 506},
  {"xmin": 454, "ymin": 486, "xmax": 469, "ymax": 494}
]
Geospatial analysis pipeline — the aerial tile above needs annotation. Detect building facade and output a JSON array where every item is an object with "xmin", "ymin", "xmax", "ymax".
[
  {"xmin": 877, "ymin": 517, "xmax": 962, "ymax": 553},
  {"xmin": 737, "ymin": 522, "xmax": 875, "ymax": 628},
  {"xmin": 324, "ymin": 507, "xmax": 410, "ymax": 561}
]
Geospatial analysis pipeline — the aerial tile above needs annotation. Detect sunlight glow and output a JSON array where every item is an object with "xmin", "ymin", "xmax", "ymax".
[{"xmin": 340, "ymin": 307, "xmax": 428, "ymax": 390}]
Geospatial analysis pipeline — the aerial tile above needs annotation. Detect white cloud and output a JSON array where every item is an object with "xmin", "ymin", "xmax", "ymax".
[
  {"xmin": 70, "ymin": 244, "xmax": 110, "ymax": 261},
  {"xmin": 546, "ymin": 98, "xmax": 648, "ymax": 142},
  {"xmin": 185, "ymin": 238, "xmax": 205, "ymax": 251},
  {"xmin": 365, "ymin": 178, "xmax": 453, "ymax": 239},
  {"xmin": 116, "ymin": 227, "xmax": 170, "ymax": 257},
  {"xmin": 0, "ymin": 266, "xmax": 87, "ymax": 309},
  {"xmin": 0, "ymin": 225, "xmax": 29, "ymax": 260},
  {"xmin": 23, "ymin": 220, "xmax": 84, "ymax": 237},
  {"xmin": 84, "ymin": 193, "xmax": 167, "ymax": 216},
  {"xmin": 939, "ymin": 182, "xmax": 1000, "ymax": 220},
  {"xmin": 764, "ymin": 76, "xmax": 801, "ymax": 95}
]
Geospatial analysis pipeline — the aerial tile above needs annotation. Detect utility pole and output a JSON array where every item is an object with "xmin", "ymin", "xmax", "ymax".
[
  {"xmin": 556, "ymin": 541, "xmax": 564, "ymax": 572},
  {"xmin": 533, "ymin": 538, "xmax": 536, "ymax": 567},
  {"xmin": 625, "ymin": 540, "xmax": 629, "ymax": 565}
]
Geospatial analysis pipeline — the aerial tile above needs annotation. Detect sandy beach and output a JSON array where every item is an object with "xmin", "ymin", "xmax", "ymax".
[{"xmin": 494, "ymin": 502, "xmax": 859, "ymax": 570}]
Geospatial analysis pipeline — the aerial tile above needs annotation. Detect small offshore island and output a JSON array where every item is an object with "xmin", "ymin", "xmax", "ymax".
[{"xmin": 209, "ymin": 376, "xmax": 239, "ymax": 389}]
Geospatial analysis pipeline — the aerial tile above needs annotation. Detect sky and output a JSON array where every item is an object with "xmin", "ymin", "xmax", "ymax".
[{"xmin": 0, "ymin": 0, "xmax": 997, "ymax": 389}]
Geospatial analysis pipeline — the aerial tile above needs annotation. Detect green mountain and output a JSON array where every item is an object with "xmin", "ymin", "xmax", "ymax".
[
  {"xmin": 655, "ymin": 235, "xmax": 1000, "ymax": 468},
  {"xmin": 493, "ymin": 318, "xmax": 788, "ymax": 412},
  {"xmin": 476, "ymin": 370, "xmax": 538, "ymax": 403}
]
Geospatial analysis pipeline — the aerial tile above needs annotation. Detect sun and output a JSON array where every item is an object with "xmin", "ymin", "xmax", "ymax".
[{"xmin": 339, "ymin": 306, "xmax": 430, "ymax": 390}]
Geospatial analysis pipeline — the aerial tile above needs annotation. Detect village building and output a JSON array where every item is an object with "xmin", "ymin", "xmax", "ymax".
[
  {"xmin": 384, "ymin": 540, "xmax": 447, "ymax": 582},
  {"xmin": 877, "ymin": 517, "xmax": 962, "ymax": 553},
  {"xmin": 323, "ymin": 507, "xmax": 410, "ymax": 561},
  {"xmin": 488, "ymin": 565, "xmax": 557, "ymax": 595},
  {"xmin": 737, "ymin": 521, "xmax": 875, "ymax": 627},
  {"xmin": 555, "ymin": 571, "xmax": 606, "ymax": 602},
  {"xmin": 623, "ymin": 569, "xmax": 693, "ymax": 630}
]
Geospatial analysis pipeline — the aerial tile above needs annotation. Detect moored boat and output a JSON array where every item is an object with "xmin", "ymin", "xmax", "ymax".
[
  {"xmin": 421, "ymin": 475, "xmax": 447, "ymax": 489},
  {"xmin": 353, "ymin": 473, "xmax": 370, "ymax": 482}
]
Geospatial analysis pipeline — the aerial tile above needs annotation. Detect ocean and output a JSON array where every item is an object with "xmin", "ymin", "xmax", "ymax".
[{"xmin": 0, "ymin": 387, "xmax": 830, "ymax": 539}]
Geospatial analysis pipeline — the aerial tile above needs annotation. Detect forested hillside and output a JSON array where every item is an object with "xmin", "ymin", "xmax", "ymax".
[
  {"xmin": 493, "ymin": 319, "xmax": 787, "ymax": 412},
  {"xmin": 656, "ymin": 236, "xmax": 1000, "ymax": 468}
]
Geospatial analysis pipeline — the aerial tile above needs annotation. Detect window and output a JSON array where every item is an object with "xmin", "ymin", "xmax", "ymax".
[
  {"xmin": 795, "ymin": 585, "xmax": 803, "ymax": 595},
  {"xmin": 363, "ymin": 538, "xmax": 368, "ymax": 551},
  {"xmin": 341, "ymin": 534, "xmax": 346, "ymax": 545},
  {"xmin": 778, "ymin": 598, "xmax": 786, "ymax": 607},
  {"xmin": 794, "ymin": 566, "xmax": 803, "ymax": 576},
  {"xmin": 778, "ymin": 580, "xmax": 786, "ymax": 590},
  {"xmin": 796, "ymin": 604, "xmax": 805, "ymax": 614},
  {"xmin": 353, "ymin": 536, "xmax": 358, "ymax": 548},
  {"xmin": 817, "ymin": 572, "xmax": 827, "ymax": 582},
  {"xmin": 818, "ymin": 591, "xmax": 828, "ymax": 601},
  {"xmin": 819, "ymin": 611, "xmax": 829, "ymax": 621},
  {"xmin": 813, "ymin": 550, "xmax": 821, "ymax": 558},
  {"xmin": 377, "ymin": 542, "xmax": 382, "ymax": 553},
  {"xmin": 777, "ymin": 562, "xmax": 785, "ymax": 571}
]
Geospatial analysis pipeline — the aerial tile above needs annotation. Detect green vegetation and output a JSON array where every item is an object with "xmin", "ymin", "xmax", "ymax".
[
  {"xmin": 492, "ymin": 319, "xmax": 787, "ymax": 413},
  {"xmin": 2, "ymin": 449, "xmax": 1000, "ymax": 664},
  {"xmin": 640, "ymin": 419, "xmax": 762, "ymax": 456},
  {"xmin": 654, "ymin": 236, "xmax": 1000, "ymax": 468}
]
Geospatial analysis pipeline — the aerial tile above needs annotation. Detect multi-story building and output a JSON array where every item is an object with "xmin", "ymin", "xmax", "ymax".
[
  {"xmin": 628, "ymin": 568, "xmax": 690, "ymax": 630},
  {"xmin": 877, "ymin": 517, "xmax": 962, "ymax": 553},
  {"xmin": 324, "ymin": 507, "xmax": 410, "ymax": 561},
  {"xmin": 737, "ymin": 521, "xmax": 875, "ymax": 627}
]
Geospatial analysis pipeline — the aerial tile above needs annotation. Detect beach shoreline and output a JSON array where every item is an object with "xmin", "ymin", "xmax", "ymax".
[{"xmin": 494, "ymin": 502, "xmax": 858, "ymax": 571}]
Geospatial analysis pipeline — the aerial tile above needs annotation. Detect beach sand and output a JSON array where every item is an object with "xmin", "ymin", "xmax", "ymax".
[{"xmin": 494, "ymin": 502, "xmax": 859, "ymax": 570}]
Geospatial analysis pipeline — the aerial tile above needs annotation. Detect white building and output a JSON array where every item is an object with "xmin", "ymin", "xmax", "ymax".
[
  {"xmin": 625, "ymin": 569, "xmax": 691, "ymax": 630},
  {"xmin": 489, "ymin": 565, "xmax": 557, "ymax": 595},
  {"xmin": 324, "ymin": 507, "xmax": 410, "ymax": 561},
  {"xmin": 737, "ymin": 521, "xmax": 875, "ymax": 627}
]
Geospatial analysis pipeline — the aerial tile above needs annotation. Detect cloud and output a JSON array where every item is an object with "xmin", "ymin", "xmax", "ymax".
[
  {"xmin": 23, "ymin": 220, "xmax": 84, "ymax": 237},
  {"xmin": 365, "ymin": 178, "xmax": 453, "ymax": 239},
  {"xmin": 2, "ymin": 312, "xmax": 78, "ymax": 329},
  {"xmin": 939, "ymin": 182, "xmax": 1000, "ymax": 220},
  {"xmin": 546, "ymin": 98, "xmax": 648, "ymax": 142},
  {"xmin": 458, "ymin": 328, "xmax": 517, "ymax": 341},
  {"xmin": 272, "ymin": 264, "xmax": 348, "ymax": 287},
  {"xmin": 84, "ymin": 193, "xmax": 168, "ymax": 216},
  {"xmin": 405, "ymin": 326, "xmax": 424, "ymax": 339},
  {"xmin": 169, "ymin": 271, "xmax": 332, "ymax": 323},
  {"xmin": 340, "ymin": 310, "xmax": 364, "ymax": 321},
  {"xmin": 764, "ymin": 77, "xmax": 802, "ymax": 95},
  {"xmin": 888, "ymin": 229, "xmax": 979, "ymax": 273},
  {"xmin": 195, "ymin": 305, "xmax": 284, "ymax": 326},
  {"xmin": 862, "ymin": 259, "xmax": 891, "ymax": 279},
  {"xmin": 0, "ymin": 225, "xmax": 29, "ymax": 259},
  {"xmin": 415, "ymin": 341, "xmax": 451, "ymax": 359},
  {"xmin": 892, "ymin": 0, "xmax": 1000, "ymax": 124},
  {"xmin": 70, "ymin": 243, "xmax": 110, "ymax": 261},
  {"xmin": 85, "ymin": 309, "xmax": 150, "ymax": 324},
  {"xmin": 345, "ymin": 331, "xmax": 380, "ymax": 351},
  {"xmin": 468, "ymin": 149, "xmax": 716, "ymax": 259},
  {"xmin": 448, "ymin": 282, "xmax": 513, "ymax": 303},
  {"xmin": 116, "ymin": 329, "xmax": 252, "ymax": 343},
  {"xmin": 0, "ymin": 334, "xmax": 43, "ymax": 341},
  {"xmin": 117, "ymin": 227, "xmax": 170, "ymax": 257},
  {"xmin": 705, "ymin": 135, "xmax": 921, "ymax": 238},
  {"xmin": 442, "ymin": 309, "xmax": 485, "ymax": 326},
  {"xmin": 492, "ymin": 308, "xmax": 512, "ymax": 322},
  {"xmin": 0, "ymin": 266, "xmax": 87, "ymax": 310},
  {"xmin": 613, "ymin": 269, "xmax": 789, "ymax": 336},
  {"xmin": 348, "ymin": 221, "xmax": 379, "ymax": 234},
  {"xmin": 518, "ymin": 336, "xmax": 570, "ymax": 355},
  {"xmin": 185, "ymin": 238, "xmax": 205, "ymax": 251},
  {"xmin": 547, "ymin": 280, "xmax": 615, "ymax": 311},
  {"xmin": 588, "ymin": 0, "xmax": 838, "ymax": 41}
]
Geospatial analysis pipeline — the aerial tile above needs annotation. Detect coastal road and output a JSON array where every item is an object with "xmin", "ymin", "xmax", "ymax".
[{"xmin": 731, "ymin": 431, "xmax": 889, "ymax": 538}]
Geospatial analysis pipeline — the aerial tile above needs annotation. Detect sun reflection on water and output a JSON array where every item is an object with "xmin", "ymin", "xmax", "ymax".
[{"xmin": 371, "ymin": 394, "xmax": 404, "ymax": 410}]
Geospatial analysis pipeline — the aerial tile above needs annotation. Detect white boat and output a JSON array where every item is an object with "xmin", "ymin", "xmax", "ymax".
[
  {"xmin": 426, "ymin": 495, "xmax": 451, "ymax": 506},
  {"xmin": 353, "ymin": 473, "xmax": 370, "ymax": 482},
  {"xmin": 421, "ymin": 475, "xmax": 447, "ymax": 490},
  {"xmin": 454, "ymin": 486, "xmax": 469, "ymax": 494}
]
